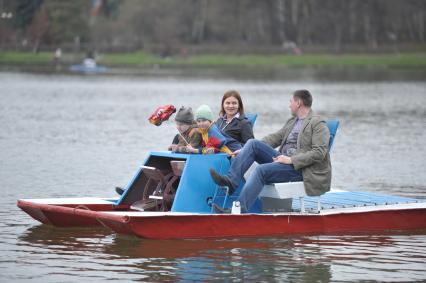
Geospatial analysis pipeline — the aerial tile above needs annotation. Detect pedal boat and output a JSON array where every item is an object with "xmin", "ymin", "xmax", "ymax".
[
  {"xmin": 17, "ymin": 151, "xmax": 426, "ymax": 239},
  {"xmin": 70, "ymin": 58, "xmax": 107, "ymax": 74}
]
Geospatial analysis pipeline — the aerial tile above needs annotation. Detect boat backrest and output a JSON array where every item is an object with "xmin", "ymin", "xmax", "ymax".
[
  {"xmin": 245, "ymin": 113, "xmax": 257, "ymax": 128},
  {"xmin": 326, "ymin": 120, "xmax": 339, "ymax": 151}
]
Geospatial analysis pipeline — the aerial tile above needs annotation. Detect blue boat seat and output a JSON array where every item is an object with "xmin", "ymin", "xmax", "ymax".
[
  {"xmin": 260, "ymin": 119, "xmax": 339, "ymax": 213},
  {"xmin": 245, "ymin": 113, "xmax": 257, "ymax": 128},
  {"xmin": 326, "ymin": 120, "xmax": 339, "ymax": 151}
]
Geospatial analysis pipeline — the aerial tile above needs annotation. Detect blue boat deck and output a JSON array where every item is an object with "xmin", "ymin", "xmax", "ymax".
[{"xmin": 292, "ymin": 191, "xmax": 423, "ymax": 212}]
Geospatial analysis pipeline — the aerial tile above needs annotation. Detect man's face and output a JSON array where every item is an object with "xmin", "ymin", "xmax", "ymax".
[{"xmin": 289, "ymin": 96, "xmax": 300, "ymax": 116}]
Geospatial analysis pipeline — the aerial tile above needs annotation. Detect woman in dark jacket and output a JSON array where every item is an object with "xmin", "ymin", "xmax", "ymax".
[{"xmin": 215, "ymin": 90, "xmax": 254, "ymax": 145}]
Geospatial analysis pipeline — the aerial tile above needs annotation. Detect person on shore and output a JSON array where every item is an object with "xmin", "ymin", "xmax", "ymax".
[
  {"xmin": 215, "ymin": 90, "xmax": 254, "ymax": 146},
  {"xmin": 168, "ymin": 106, "xmax": 202, "ymax": 153},
  {"xmin": 53, "ymin": 48, "xmax": 62, "ymax": 65},
  {"xmin": 185, "ymin": 105, "xmax": 241, "ymax": 154},
  {"xmin": 209, "ymin": 90, "xmax": 331, "ymax": 213}
]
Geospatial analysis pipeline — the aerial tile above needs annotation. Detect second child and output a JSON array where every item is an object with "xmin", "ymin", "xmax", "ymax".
[{"xmin": 186, "ymin": 105, "xmax": 241, "ymax": 154}]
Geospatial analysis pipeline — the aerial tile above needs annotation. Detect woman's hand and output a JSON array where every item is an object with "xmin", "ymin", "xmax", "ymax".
[
  {"xmin": 273, "ymin": 155, "xmax": 292, "ymax": 164},
  {"xmin": 230, "ymin": 149, "xmax": 241, "ymax": 157}
]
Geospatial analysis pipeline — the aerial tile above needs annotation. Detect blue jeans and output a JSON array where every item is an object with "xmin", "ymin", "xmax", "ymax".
[{"xmin": 226, "ymin": 139, "xmax": 303, "ymax": 213}]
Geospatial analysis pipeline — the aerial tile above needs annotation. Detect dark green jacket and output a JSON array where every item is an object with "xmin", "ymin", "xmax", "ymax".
[
  {"xmin": 172, "ymin": 125, "xmax": 202, "ymax": 153},
  {"xmin": 262, "ymin": 110, "xmax": 331, "ymax": 196}
]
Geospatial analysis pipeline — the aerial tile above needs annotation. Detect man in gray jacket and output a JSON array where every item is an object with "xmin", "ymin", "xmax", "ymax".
[{"xmin": 210, "ymin": 89, "xmax": 331, "ymax": 213}]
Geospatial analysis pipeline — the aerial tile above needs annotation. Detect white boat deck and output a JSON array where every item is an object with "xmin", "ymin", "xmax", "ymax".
[
  {"xmin": 93, "ymin": 201, "xmax": 426, "ymax": 218},
  {"xmin": 21, "ymin": 197, "xmax": 118, "ymax": 205},
  {"xmin": 20, "ymin": 190, "xmax": 426, "ymax": 217}
]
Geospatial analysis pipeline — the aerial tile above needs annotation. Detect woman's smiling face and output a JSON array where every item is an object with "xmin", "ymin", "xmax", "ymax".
[{"xmin": 223, "ymin": 96, "xmax": 239, "ymax": 118}]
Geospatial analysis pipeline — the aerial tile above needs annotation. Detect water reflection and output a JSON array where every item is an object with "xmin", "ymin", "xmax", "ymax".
[
  {"xmin": 18, "ymin": 225, "xmax": 113, "ymax": 254},
  {"xmin": 105, "ymin": 236, "xmax": 268, "ymax": 259},
  {"xmin": 18, "ymin": 225, "xmax": 333, "ymax": 282},
  {"xmin": 103, "ymin": 235, "xmax": 334, "ymax": 282},
  {"xmin": 18, "ymin": 224, "xmax": 426, "ymax": 282}
]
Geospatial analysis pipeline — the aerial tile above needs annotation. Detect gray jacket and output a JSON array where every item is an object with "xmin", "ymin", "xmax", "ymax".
[{"xmin": 262, "ymin": 110, "xmax": 331, "ymax": 196}]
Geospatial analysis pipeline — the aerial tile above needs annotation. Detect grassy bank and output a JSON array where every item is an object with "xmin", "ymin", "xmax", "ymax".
[
  {"xmin": 1, "ymin": 51, "xmax": 426, "ymax": 68},
  {"xmin": 103, "ymin": 51, "xmax": 426, "ymax": 68},
  {"xmin": 0, "ymin": 51, "xmax": 52, "ymax": 64}
]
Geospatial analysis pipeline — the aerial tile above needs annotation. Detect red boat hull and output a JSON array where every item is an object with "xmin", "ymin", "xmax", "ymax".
[
  {"xmin": 17, "ymin": 199, "xmax": 126, "ymax": 227},
  {"xmin": 17, "ymin": 199, "xmax": 426, "ymax": 239},
  {"xmin": 93, "ymin": 207, "xmax": 426, "ymax": 239}
]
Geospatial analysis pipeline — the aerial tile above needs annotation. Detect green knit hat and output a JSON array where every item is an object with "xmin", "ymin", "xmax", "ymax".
[{"xmin": 195, "ymin": 104, "xmax": 213, "ymax": 121}]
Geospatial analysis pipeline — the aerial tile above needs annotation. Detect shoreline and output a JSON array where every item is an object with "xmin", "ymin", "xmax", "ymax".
[
  {"xmin": 1, "ymin": 63, "xmax": 425, "ymax": 81},
  {"xmin": 1, "ymin": 51, "xmax": 426, "ymax": 69},
  {"xmin": 1, "ymin": 51, "xmax": 426, "ymax": 81}
]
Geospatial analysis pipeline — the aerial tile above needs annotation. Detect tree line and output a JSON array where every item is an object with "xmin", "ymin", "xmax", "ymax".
[{"xmin": 1, "ymin": 0, "xmax": 425, "ymax": 54}]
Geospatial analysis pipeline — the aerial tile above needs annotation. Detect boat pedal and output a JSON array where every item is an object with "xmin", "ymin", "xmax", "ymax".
[{"xmin": 149, "ymin": 195, "xmax": 163, "ymax": 200}]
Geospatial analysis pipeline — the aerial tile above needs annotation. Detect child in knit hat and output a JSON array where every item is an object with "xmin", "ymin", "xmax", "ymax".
[
  {"xmin": 185, "ymin": 104, "xmax": 241, "ymax": 154},
  {"xmin": 168, "ymin": 106, "xmax": 202, "ymax": 153}
]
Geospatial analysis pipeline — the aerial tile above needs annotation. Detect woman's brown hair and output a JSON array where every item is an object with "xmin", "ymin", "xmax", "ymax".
[{"xmin": 220, "ymin": 90, "xmax": 245, "ymax": 117}]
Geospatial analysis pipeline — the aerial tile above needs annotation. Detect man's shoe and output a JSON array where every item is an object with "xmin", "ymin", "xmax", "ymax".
[
  {"xmin": 209, "ymin": 169, "xmax": 235, "ymax": 195},
  {"xmin": 115, "ymin": 186, "xmax": 124, "ymax": 195},
  {"xmin": 212, "ymin": 203, "xmax": 231, "ymax": 214}
]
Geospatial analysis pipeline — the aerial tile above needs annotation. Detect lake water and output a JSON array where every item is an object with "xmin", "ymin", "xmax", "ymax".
[{"xmin": 1, "ymin": 71, "xmax": 425, "ymax": 282}]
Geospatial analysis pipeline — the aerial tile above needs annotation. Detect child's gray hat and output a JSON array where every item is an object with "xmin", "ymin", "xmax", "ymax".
[{"xmin": 175, "ymin": 106, "xmax": 194, "ymax": 124}]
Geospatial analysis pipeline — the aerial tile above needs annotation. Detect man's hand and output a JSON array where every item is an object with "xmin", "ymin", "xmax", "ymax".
[{"xmin": 273, "ymin": 155, "xmax": 292, "ymax": 164}]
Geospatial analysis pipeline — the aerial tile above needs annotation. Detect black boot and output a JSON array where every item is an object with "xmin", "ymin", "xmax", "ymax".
[
  {"xmin": 209, "ymin": 169, "xmax": 235, "ymax": 195},
  {"xmin": 115, "ymin": 186, "xmax": 124, "ymax": 195}
]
